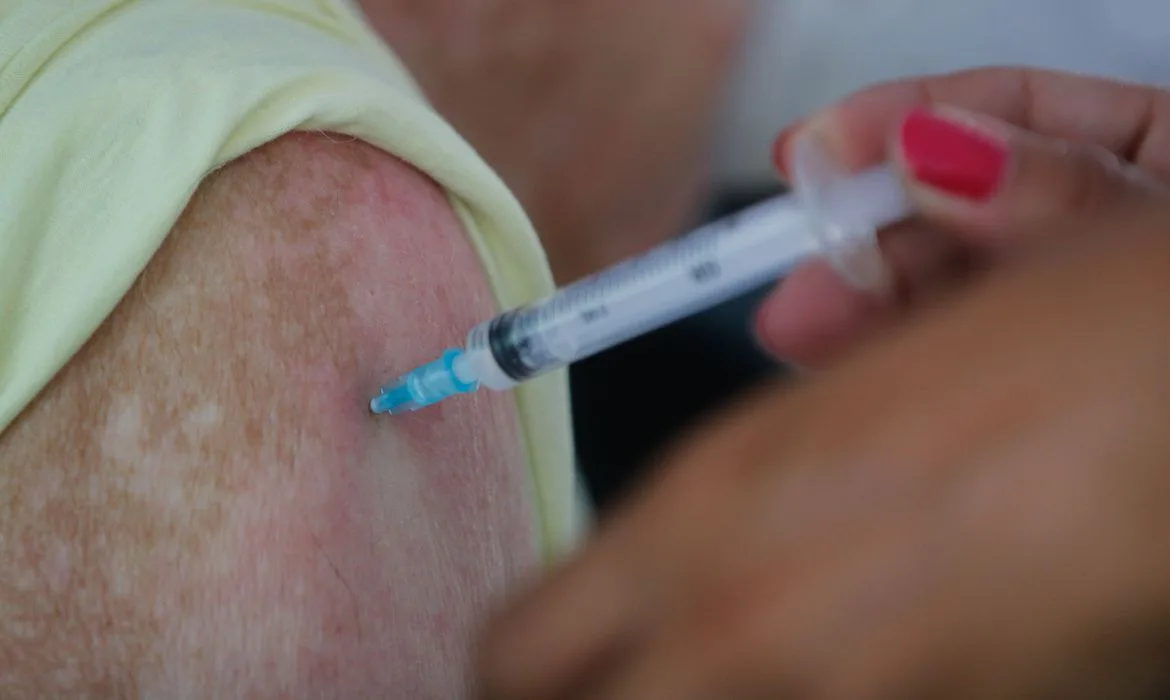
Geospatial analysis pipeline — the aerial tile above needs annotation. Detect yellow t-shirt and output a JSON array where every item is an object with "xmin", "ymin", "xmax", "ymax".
[{"xmin": 0, "ymin": 0, "xmax": 585, "ymax": 562}]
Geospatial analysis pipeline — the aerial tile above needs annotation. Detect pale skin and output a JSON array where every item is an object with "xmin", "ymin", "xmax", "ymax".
[
  {"xmin": 0, "ymin": 133, "xmax": 537, "ymax": 697},
  {"xmin": 477, "ymin": 69, "xmax": 1170, "ymax": 699}
]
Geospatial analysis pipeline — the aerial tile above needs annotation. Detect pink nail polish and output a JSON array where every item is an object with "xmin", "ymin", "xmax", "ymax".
[{"xmin": 900, "ymin": 108, "xmax": 1008, "ymax": 201}]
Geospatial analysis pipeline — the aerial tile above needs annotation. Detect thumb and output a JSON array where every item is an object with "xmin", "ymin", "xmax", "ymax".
[{"xmin": 894, "ymin": 106, "xmax": 1159, "ymax": 246}]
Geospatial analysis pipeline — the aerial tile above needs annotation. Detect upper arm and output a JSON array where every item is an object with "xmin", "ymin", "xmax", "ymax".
[{"xmin": 0, "ymin": 133, "xmax": 538, "ymax": 698}]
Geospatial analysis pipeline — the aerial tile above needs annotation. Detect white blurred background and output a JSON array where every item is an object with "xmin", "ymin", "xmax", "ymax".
[{"xmin": 716, "ymin": 0, "xmax": 1170, "ymax": 189}]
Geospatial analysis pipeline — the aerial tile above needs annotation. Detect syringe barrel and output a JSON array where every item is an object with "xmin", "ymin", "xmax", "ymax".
[
  {"xmin": 465, "ymin": 194, "xmax": 821, "ymax": 387},
  {"xmin": 462, "ymin": 139, "xmax": 913, "ymax": 391}
]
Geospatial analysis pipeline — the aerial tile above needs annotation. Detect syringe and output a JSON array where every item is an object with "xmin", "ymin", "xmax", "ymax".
[{"xmin": 369, "ymin": 138, "xmax": 913, "ymax": 416}]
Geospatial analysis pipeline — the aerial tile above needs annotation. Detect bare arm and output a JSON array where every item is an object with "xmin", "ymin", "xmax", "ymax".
[{"xmin": 0, "ymin": 133, "xmax": 538, "ymax": 698}]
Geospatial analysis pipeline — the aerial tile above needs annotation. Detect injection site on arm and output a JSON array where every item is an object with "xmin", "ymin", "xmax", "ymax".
[{"xmin": 370, "ymin": 138, "xmax": 913, "ymax": 416}]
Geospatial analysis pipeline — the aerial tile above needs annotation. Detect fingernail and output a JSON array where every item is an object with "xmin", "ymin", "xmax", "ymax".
[
  {"xmin": 899, "ymin": 108, "xmax": 1008, "ymax": 202},
  {"xmin": 772, "ymin": 122, "xmax": 804, "ymax": 176}
]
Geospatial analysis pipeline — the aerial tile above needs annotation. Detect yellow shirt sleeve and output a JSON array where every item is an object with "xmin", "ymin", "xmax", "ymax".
[{"xmin": 0, "ymin": 0, "xmax": 585, "ymax": 562}]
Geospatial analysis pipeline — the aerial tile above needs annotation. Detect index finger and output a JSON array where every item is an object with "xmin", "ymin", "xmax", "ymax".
[{"xmin": 774, "ymin": 67, "xmax": 1170, "ymax": 180}]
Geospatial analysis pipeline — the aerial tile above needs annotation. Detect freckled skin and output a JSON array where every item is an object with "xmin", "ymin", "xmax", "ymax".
[{"xmin": 0, "ymin": 133, "xmax": 538, "ymax": 698}]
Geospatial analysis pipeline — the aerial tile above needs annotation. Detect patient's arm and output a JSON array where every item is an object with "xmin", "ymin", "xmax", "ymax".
[{"xmin": 0, "ymin": 133, "xmax": 539, "ymax": 698}]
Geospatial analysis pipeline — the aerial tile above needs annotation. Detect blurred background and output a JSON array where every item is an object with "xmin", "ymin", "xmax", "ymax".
[{"xmin": 361, "ymin": 0, "xmax": 1170, "ymax": 514}]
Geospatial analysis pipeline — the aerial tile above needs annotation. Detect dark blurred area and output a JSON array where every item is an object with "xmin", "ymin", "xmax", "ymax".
[{"xmin": 571, "ymin": 184, "xmax": 793, "ymax": 512}]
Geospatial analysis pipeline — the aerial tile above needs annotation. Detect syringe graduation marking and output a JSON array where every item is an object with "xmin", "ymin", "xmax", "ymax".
[
  {"xmin": 536, "ymin": 216, "xmax": 730, "ymax": 328},
  {"xmin": 482, "ymin": 207, "xmax": 785, "ymax": 385}
]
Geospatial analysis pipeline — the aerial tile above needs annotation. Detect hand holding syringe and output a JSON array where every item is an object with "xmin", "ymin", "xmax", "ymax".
[{"xmin": 370, "ymin": 138, "xmax": 913, "ymax": 415}]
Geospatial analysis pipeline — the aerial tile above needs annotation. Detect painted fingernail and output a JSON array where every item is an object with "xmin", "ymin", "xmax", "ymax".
[{"xmin": 900, "ymin": 108, "xmax": 1008, "ymax": 202}]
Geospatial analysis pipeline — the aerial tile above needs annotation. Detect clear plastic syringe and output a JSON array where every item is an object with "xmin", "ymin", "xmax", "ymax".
[{"xmin": 370, "ymin": 139, "xmax": 913, "ymax": 416}]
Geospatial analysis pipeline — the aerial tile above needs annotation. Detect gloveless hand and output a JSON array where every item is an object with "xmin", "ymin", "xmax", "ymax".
[{"xmin": 476, "ymin": 69, "xmax": 1170, "ymax": 699}]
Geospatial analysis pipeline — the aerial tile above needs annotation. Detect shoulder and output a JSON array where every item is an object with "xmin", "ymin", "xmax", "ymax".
[{"xmin": 0, "ymin": 132, "xmax": 539, "ymax": 696}]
